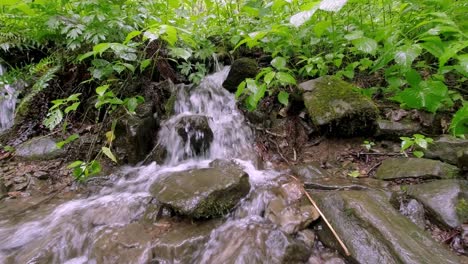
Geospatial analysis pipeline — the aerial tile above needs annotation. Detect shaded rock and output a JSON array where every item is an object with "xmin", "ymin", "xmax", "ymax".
[
  {"xmin": 33, "ymin": 171, "xmax": 49, "ymax": 180},
  {"xmin": 199, "ymin": 217, "xmax": 310, "ymax": 263},
  {"xmin": 90, "ymin": 223, "xmax": 152, "ymax": 264},
  {"xmin": 113, "ymin": 102, "xmax": 158, "ymax": 164},
  {"xmin": 399, "ymin": 199, "xmax": 426, "ymax": 229},
  {"xmin": 265, "ymin": 181, "xmax": 319, "ymax": 234},
  {"xmin": 296, "ymin": 229, "xmax": 316, "ymax": 248},
  {"xmin": 407, "ymin": 180, "xmax": 468, "ymax": 228},
  {"xmin": 422, "ymin": 135, "xmax": 468, "ymax": 166},
  {"xmin": 313, "ymin": 190, "xmax": 460, "ymax": 264},
  {"xmin": 153, "ymin": 220, "xmax": 220, "ymax": 263},
  {"xmin": 290, "ymin": 162, "xmax": 330, "ymax": 183},
  {"xmin": 300, "ymin": 76, "xmax": 378, "ymax": 136},
  {"xmin": 175, "ymin": 115, "xmax": 213, "ymax": 155},
  {"xmin": 376, "ymin": 119, "xmax": 422, "ymax": 138},
  {"xmin": 222, "ymin": 58, "xmax": 258, "ymax": 92},
  {"xmin": 375, "ymin": 158, "xmax": 460, "ymax": 180},
  {"xmin": 0, "ymin": 178, "xmax": 6, "ymax": 199},
  {"xmin": 15, "ymin": 136, "xmax": 64, "ymax": 160},
  {"xmin": 457, "ymin": 149, "xmax": 468, "ymax": 170},
  {"xmin": 150, "ymin": 160, "xmax": 250, "ymax": 218}
]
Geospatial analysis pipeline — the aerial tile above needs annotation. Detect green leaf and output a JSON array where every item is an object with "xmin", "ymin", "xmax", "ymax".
[
  {"xmin": 78, "ymin": 51, "xmax": 95, "ymax": 61},
  {"xmin": 347, "ymin": 170, "xmax": 360, "ymax": 178},
  {"xmin": 160, "ymin": 25, "xmax": 178, "ymax": 46},
  {"xmin": 400, "ymin": 137, "xmax": 413, "ymax": 151},
  {"xmin": 276, "ymin": 72, "xmax": 296, "ymax": 85},
  {"xmin": 413, "ymin": 151, "xmax": 424, "ymax": 158},
  {"xmin": 57, "ymin": 134, "xmax": 79, "ymax": 149},
  {"xmin": 169, "ymin": 47, "xmax": 192, "ymax": 61},
  {"xmin": 93, "ymin": 43, "xmax": 111, "ymax": 55},
  {"xmin": 264, "ymin": 71, "xmax": 276, "ymax": 85},
  {"xmin": 102, "ymin": 147, "xmax": 117, "ymax": 163},
  {"xmin": 406, "ymin": 69, "xmax": 422, "ymax": 87},
  {"xmin": 96, "ymin": 85, "xmax": 109, "ymax": 96},
  {"xmin": 278, "ymin": 91, "xmax": 289, "ymax": 106},
  {"xmin": 236, "ymin": 81, "xmax": 246, "ymax": 98},
  {"xmin": 450, "ymin": 105, "xmax": 468, "ymax": 136},
  {"xmin": 124, "ymin": 30, "xmax": 141, "ymax": 44},
  {"xmin": 43, "ymin": 110, "xmax": 63, "ymax": 131},
  {"xmin": 126, "ymin": 97, "xmax": 138, "ymax": 113},
  {"xmin": 394, "ymin": 45, "xmax": 422, "ymax": 68},
  {"xmin": 88, "ymin": 160, "xmax": 101, "ymax": 175},
  {"xmin": 64, "ymin": 102, "xmax": 80, "ymax": 114},
  {"xmin": 67, "ymin": 160, "xmax": 83, "ymax": 169},
  {"xmin": 352, "ymin": 37, "xmax": 378, "ymax": 55},
  {"xmin": 271, "ymin": 57, "xmax": 287, "ymax": 70}
]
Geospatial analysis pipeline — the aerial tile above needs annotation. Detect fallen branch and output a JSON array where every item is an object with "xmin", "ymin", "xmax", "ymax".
[{"xmin": 289, "ymin": 175, "xmax": 351, "ymax": 256}]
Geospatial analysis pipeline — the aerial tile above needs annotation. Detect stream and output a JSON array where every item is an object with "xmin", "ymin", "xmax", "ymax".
[{"xmin": 0, "ymin": 67, "xmax": 291, "ymax": 263}]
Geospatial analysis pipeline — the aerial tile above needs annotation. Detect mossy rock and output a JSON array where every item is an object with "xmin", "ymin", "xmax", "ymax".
[
  {"xmin": 222, "ymin": 58, "xmax": 258, "ymax": 93},
  {"xmin": 375, "ymin": 158, "xmax": 460, "ymax": 180},
  {"xmin": 150, "ymin": 159, "xmax": 250, "ymax": 219},
  {"xmin": 300, "ymin": 76, "xmax": 378, "ymax": 136},
  {"xmin": 15, "ymin": 136, "xmax": 65, "ymax": 161}
]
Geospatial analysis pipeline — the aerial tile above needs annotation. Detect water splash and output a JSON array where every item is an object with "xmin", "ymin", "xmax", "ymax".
[{"xmin": 0, "ymin": 64, "xmax": 17, "ymax": 132}]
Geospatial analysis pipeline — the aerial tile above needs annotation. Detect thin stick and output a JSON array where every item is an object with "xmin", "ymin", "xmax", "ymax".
[{"xmin": 289, "ymin": 175, "xmax": 351, "ymax": 256}]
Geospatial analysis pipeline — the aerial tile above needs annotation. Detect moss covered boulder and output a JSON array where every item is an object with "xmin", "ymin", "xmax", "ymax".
[
  {"xmin": 150, "ymin": 160, "xmax": 250, "ymax": 218},
  {"xmin": 300, "ymin": 76, "xmax": 378, "ymax": 136},
  {"xmin": 222, "ymin": 58, "xmax": 258, "ymax": 92},
  {"xmin": 375, "ymin": 158, "xmax": 460, "ymax": 180}
]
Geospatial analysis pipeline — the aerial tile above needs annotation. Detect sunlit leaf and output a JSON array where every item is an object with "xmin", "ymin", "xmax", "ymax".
[
  {"xmin": 102, "ymin": 147, "xmax": 117, "ymax": 163},
  {"xmin": 278, "ymin": 91, "xmax": 289, "ymax": 106}
]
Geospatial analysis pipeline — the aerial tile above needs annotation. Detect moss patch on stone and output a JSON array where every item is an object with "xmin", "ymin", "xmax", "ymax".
[
  {"xmin": 456, "ymin": 198, "xmax": 468, "ymax": 223},
  {"xmin": 222, "ymin": 58, "xmax": 258, "ymax": 93},
  {"xmin": 301, "ymin": 76, "xmax": 378, "ymax": 136}
]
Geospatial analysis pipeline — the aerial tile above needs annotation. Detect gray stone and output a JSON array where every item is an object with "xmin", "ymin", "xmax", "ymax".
[
  {"xmin": 175, "ymin": 115, "xmax": 213, "ymax": 155},
  {"xmin": 457, "ymin": 149, "xmax": 468, "ymax": 170},
  {"xmin": 114, "ymin": 102, "xmax": 158, "ymax": 164},
  {"xmin": 423, "ymin": 135, "xmax": 468, "ymax": 166},
  {"xmin": 15, "ymin": 136, "xmax": 64, "ymax": 160},
  {"xmin": 407, "ymin": 180, "xmax": 468, "ymax": 228},
  {"xmin": 375, "ymin": 158, "xmax": 460, "ymax": 180},
  {"xmin": 223, "ymin": 58, "xmax": 258, "ymax": 92},
  {"xmin": 198, "ymin": 218, "xmax": 310, "ymax": 264},
  {"xmin": 300, "ymin": 76, "xmax": 378, "ymax": 136},
  {"xmin": 153, "ymin": 220, "xmax": 220, "ymax": 263},
  {"xmin": 150, "ymin": 160, "xmax": 250, "ymax": 218},
  {"xmin": 399, "ymin": 199, "xmax": 426, "ymax": 229},
  {"xmin": 376, "ymin": 119, "xmax": 422, "ymax": 138},
  {"xmin": 90, "ymin": 223, "xmax": 153, "ymax": 264},
  {"xmin": 313, "ymin": 190, "xmax": 461, "ymax": 264},
  {"xmin": 290, "ymin": 162, "xmax": 330, "ymax": 183},
  {"xmin": 265, "ymin": 181, "xmax": 319, "ymax": 234}
]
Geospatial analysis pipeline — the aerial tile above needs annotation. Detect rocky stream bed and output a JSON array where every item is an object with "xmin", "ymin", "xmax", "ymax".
[{"xmin": 0, "ymin": 60, "xmax": 467, "ymax": 263}]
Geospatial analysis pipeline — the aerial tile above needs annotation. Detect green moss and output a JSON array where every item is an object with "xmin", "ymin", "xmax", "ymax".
[
  {"xmin": 164, "ymin": 94, "xmax": 177, "ymax": 117},
  {"xmin": 302, "ymin": 76, "xmax": 378, "ymax": 136},
  {"xmin": 456, "ymin": 198, "xmax": 468, "ymax": 223}
]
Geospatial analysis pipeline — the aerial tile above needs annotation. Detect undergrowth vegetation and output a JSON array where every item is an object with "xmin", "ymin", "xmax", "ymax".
[{"xmin": 0, "ymin": 0, "xmax": 467, "ymax": 181}]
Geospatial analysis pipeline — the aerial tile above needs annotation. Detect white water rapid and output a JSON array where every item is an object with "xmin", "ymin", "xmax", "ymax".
[
  {"xmin": 0, "ymin": 66, "xmax": 283, "ymax": 263},
  {"xmin": 0, "ymin": 64, "xmax": 17, "ymax": 133}
]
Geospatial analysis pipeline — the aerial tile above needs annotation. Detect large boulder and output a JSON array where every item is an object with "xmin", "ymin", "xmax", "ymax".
[
  {"xmin": 313, "ymin": 190, "xmax": 461, "ymax": 264},
  {"xmin": 15, "ymin": 136, "xmax": 65, "ymax": 160},
  {"xmin": 198, "ymin": 218, "xmax": 311, "ymax": 264},
  {"xmin": 375, "ymin": 158, "xmax": 460, "ymax": 180},
  {"xmin": 300, "ymin": 76, "xmax": 378, "ymax": 136},
  {"xmin": 113, "ymin": 101, "xmax": 158, "ymax": 164},
  {"xmin": 175, "ymin": 115, "xmax": 213, "ymax": 155},
  {"xmin": 222, "ymin": 58, "xmax": 258, "ymax": 92},
  {"xmin": 422, "ymin": 135, "xmax": 468, "ymax": 166},
  {"xmin": 407, "ymin": 180, "xmax": 468, "ymax": 228},
  {"xmin": 150, "ymin": 160, "xmax": 250, "ymax": 218}
]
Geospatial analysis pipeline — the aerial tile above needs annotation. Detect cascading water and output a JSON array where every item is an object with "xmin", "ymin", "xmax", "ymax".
[
  {"xmin": 0, "ymin": 64, "xmax": 17, "ymax": 132},
  {"xmin": 0, "ymin": 66, "xmax": 282, "ymax": 263}
]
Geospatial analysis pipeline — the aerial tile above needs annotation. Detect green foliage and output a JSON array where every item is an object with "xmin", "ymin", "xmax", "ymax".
[
  {"xmin": 400, "ymin": 134, "xmax": 434, "ymax": 158},
  {"xmin": 67, "ymin": 160, "xmax": 101, "ymax": 182},
  {"xmin": 450, "ymin": 104, "xmax": 468, "ymax": 137},
  {"xmin": 43, "ymin": 93, "xmax": 81, "ymax": 131},
  {"xmin": 362, "ymin": 140, "xmax": 375, "ymax": 151}
]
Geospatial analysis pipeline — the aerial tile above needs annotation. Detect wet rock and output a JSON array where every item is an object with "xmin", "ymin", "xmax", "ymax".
[
  {"xmin": 90, "ymin": 223, "xmax": 152, "ymax": 264},
  {"xmin": 290, "ymin": 162, "xmax": 330, "ymax": 183},
  {"xmin": 300, "ymin": 76, "xmax": 378, "ymax": 136},
  {"xmin": 376, "ymin": 119, "xmax": 422, "ymax": 138},
  {"xmin": 375, "ymin": 158, "xmax": 460, "ymax": 180},
  {"xmin": 199, "ymin": 217, "xmax": 310, "ymax": 263},
  {"xmin": 265, "ymin": 181, "xmax": 319, "ymax": 234},
  {"xmin": 222, "ymin": 58, "xmax": 258, "ymax": 92},
  {"xmin": 407, "ymin": 180, "xmax": 468, "ymax": 228},
  {"xmin": 457, "ymin": 149, "xmax": 468, "ymax": 170},
  {"xmin": 113, "ymin": 102, "xmax": 158, "ymax": 164},
  {"xmin": 399, "ymin": 199, "xmax": 426, "ymax": 229},
  {"xmin": 296, "ymin": 229, "xmax": 316, "ymax": 248},
  {"xmin": 175, "ymin": 115, "xmax": 214, "ymax": 155},
  {"xmin": 422, "ymin": 135, "xmax": 468, "ymax": 166},
  {"xmin": 152, "ymin": 220, "xmax": 220, "ymax": 263},
  {"xmin": 15, "ymin": 136, "xmax": 64, "ymax": 160},
  {"xmin": 150, "ymin": 160, "xmax": 250, "ymax": 218},
  {"xmin": 313, "ymin": 190, "xmax": 460, "ymax": 264}
]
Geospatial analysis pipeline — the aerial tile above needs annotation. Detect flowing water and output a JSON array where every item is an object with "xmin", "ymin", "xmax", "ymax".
[
  {"xmin": 0, "ymin": 66, "xmax": 286, "ymax": 263},
  {"xmin": 0, "ymin": 64, "xmax": 17, "ymax": 133}
]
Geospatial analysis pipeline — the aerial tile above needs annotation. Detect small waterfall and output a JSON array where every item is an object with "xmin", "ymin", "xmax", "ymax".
[
  {"xmin": 0, "ymin": 66, "xmax": 279, "ymax": 263},
  {"xmin": 0, "ymin": 64, "xmax": 17, "ymax": 132}
]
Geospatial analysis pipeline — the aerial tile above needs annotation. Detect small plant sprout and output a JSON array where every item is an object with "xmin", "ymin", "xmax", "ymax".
[
  {"xmin": 347, "ymin": 170, "xmax": 361, "ymax": 178},
  {"xmin": 400, "ymin": 134, "xmax": 434, "ymax": 158},
  {"xmin": 362, "ymin": 140, "xmax": 375, "ymax": 151}
]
